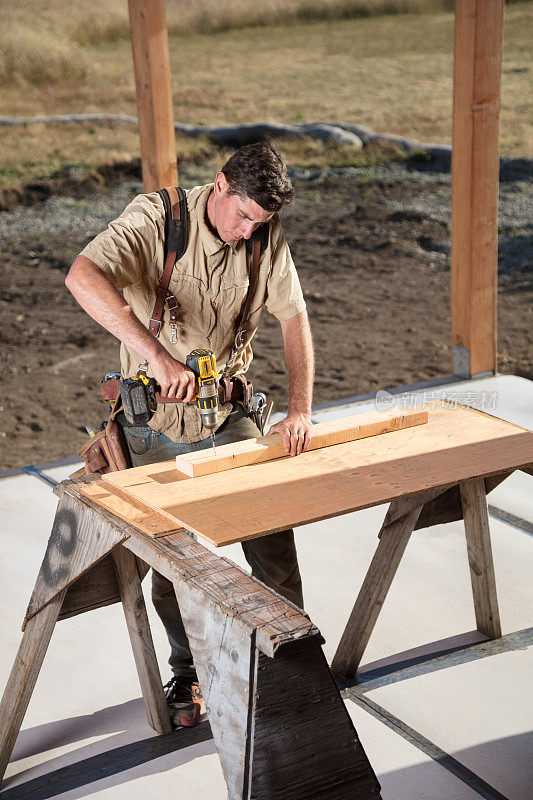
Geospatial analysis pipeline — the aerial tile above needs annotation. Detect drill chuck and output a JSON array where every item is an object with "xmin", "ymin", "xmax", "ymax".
[{"xmin": 197, "ymin": 380, "xmax": 218, "ymax": 429}]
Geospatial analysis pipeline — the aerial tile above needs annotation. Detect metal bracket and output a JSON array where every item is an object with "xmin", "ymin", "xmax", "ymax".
[{"xmin": 453, "ymin": 345, "xmax": 471, "ymax": 379}]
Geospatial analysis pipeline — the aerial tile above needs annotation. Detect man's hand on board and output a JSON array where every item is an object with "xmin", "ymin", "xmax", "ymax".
[{"xmin": 268, "ymin": 412, "xmax": 313, "ymax": 456}]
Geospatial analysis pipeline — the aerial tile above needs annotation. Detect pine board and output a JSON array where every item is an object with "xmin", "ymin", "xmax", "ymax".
[
  {"xmin": 175, "ymin": 408, "xmax": 428, "ymax": 477},
  {"xmin": 102, "ymin": 405, "xmax": 533, "ymax": 547},
  {"xmin": 77, "ymin": 480, "xmax": 184, "ymax": 538}
]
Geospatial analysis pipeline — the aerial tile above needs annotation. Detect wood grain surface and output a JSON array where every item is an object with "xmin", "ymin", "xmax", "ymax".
[
  {"xmin": 175, "ymin": 408, "xmax": 428, "ymax": 477},
  {"xmin": 101, "ymin": 405, "xmax": 533, "ymax": 547},
  {"xmin": 77, "ymin": 479, "xmax": 185, "ymax": 538}
]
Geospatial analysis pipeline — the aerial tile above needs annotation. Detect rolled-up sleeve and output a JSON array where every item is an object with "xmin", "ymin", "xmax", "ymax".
[
  {"xmin": 79, "ymin": 194, "xmax": 161, "ymax": 290},
  {"xmin": 264, "ymin": 221, "xmax": 306, "ymax": 322}
]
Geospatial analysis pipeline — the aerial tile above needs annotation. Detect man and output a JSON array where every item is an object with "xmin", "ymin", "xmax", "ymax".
[{"xmin": 65, "ymin": 142, "xmax": 314, "ymax": 728}]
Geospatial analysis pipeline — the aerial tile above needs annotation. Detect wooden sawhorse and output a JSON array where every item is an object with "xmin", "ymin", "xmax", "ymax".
[
  {"xmin": 0, "ymin": 477, "xmax": 381, "ymax": 800},
  {"xmin": 332, "ymin": 467, "xmax": 532, "ymax": 679}
]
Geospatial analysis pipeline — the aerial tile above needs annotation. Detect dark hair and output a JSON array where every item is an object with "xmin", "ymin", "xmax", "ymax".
[{"xmin": 221, "ymin": 142, "xmax": 294, "ymax": 212}]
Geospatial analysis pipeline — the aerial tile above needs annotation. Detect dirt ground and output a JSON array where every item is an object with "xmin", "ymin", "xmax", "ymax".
[{"xmin": 1, "ymin": 161, "xmax": 531, "ymax": 470}]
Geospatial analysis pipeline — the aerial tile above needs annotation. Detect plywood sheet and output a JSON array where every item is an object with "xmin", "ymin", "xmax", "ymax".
[
  {"xmin": 175, "ymin": 408, "xmax": 428, "ymax": 477},
  {"xmin": 102, "ymin": 405, "xmax": 533, "ymax": 547}
]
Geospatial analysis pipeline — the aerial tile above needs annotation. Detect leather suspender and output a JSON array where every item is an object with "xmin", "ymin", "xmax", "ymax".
[{"xmin": 149, "ymin": 186, "xmax": 187, "ymax": 338}]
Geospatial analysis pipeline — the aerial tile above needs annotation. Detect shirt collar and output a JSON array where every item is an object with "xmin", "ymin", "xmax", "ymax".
[{"xmin": 197, "ymin": 184, "xmax": 240, "ymax": 256}]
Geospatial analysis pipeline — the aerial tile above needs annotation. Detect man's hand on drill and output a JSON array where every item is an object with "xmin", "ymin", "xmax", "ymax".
[
  {"xmin": 150, "ymin": 351, "xmax": 197, "ymax": 402},
  {"xmin": 268, "ymin": 412, "xmax": 312, "ymax": 457}
]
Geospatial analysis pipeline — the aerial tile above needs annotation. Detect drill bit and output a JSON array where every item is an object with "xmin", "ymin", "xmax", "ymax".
[{"xmin": 210, "ymin": 431, "xmax": 216, "ymax": 454}]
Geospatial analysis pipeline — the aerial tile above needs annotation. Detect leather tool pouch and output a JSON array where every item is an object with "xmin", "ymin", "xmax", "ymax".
[{"xmin": 76, "ymin": 397, "xmax": 131, "ymax": 476}]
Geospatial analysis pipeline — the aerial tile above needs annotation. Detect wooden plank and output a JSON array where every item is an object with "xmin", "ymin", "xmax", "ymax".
[
  {"xmin": 23, "ymin": 493, "xmax": 129, "ymax": 624},
  {"xmin": 451, "ymin": 0, "xmax": 504, "ymax": 376},
  {"xmin": 0, "ymin": 589, "xmax": 66, "ymax": 782},
  {"xmin": 112, "ymin": 547, "xmax": 172, "ymax": 735},
  {"xmin": 460, "ymin": 477, "xmax": 502, "ymax": 638},
  {"xmin": 250, "ymin": 646, "xmax": 381, "ymax": 799},
  {"xmin": 127, "ymin": 0, "xmax": 177, "ymax": 191},
  {"xmin": 331, "ymin": 502, "xmax": 424, "ymax": 679},
  {"xmin": 78, "ymin": 479, "xmax": 184, "ymax": 538},
  {"xmin": 175, "ymin": 409, "xmax": 429, "ymax": 478},
  {"xmin": 102, "ymin": 405, "xmax": 533, "ymax": 547}
]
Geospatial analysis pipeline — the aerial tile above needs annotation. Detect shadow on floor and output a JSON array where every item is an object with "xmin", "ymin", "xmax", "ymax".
[
  {"xmin": 2, "ymin": 698, "xmax": 214, "ymax": 800},
  {"xmin": 2, "ymin": 719, "xmax": 531, "ymax": 800}
]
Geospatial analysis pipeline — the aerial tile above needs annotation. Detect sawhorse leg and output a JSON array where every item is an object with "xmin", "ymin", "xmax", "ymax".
[
  {"xmin": 0, "ymin": 590, "xmax": 66, "ymax": 780},
  {"xmin": 331, "ymin": 499, "xmax": 425, "ymax": 679},
  {"xmin": 332, "ymin": 479, "xmax": 502, "ymax": 679},
  {"xmin": 0, "ymin": 493, "xmax": 171, "ymax": 784},
  {"xmin": 112, "ymin": 546, "xmax": 172, "ymax": 734},
  {"xmin": 460, "ymin": 477, "xmax": 501, "ymax": 638}
]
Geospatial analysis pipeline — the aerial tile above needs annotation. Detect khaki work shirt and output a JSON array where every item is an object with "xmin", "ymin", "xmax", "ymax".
[{"xmin": 80, "ymin": 183, "xmax": 306, "ymax": 442}]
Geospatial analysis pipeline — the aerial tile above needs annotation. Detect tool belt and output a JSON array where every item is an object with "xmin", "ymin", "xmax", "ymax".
[
  {"xmin": 99, "ymin": 373, "xmax": 253, "ymax": 410},
  {"xmin": 76, "ymin": 397, "xmax": 131, "ymax": 476},
  {"xmin": 74, "ymin": 374, "xmax": 255, "ymax": 477}
]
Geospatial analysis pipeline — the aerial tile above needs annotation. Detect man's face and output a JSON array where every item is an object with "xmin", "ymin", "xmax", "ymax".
[{"xmin": 210, "ymin": 173, "xmax": 274, "ymax": 243}]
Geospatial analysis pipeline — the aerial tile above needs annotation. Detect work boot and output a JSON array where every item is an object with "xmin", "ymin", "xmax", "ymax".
[{"xmin": 163, "ymin": 675, "xmax": 203, "ymax": 728}]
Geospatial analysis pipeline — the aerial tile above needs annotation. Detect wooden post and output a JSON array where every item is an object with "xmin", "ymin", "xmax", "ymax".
[
  {"xmin": 127, "ymin": 0, "xmax": 178, "ymax": 191},
  {"xmin": 451, "ymin": 0, "xmax": 504, "ymax": 378}
]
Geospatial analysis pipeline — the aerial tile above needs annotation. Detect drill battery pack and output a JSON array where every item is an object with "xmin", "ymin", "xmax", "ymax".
[{"xmin": 119, "ymin": 375, "xmax": 158, "ymax": 426}]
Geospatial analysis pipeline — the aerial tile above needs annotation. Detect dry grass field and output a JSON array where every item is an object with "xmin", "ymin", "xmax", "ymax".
[{"xmin": 0, "ymin": 1, "xmax": 530, "ymax": 189}]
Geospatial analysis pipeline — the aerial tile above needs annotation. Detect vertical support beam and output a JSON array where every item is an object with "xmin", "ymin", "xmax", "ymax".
[
  {"xmin": 0, "ymin": 590, "xmax": 66, "ymax": 783},
  {"xmin": 459, "ymin": 477, "xmax": 502, "ymax": 638},
  {"xmin": 128, "ymin": 0, "xmax": 178, "ymax": 191},
  {"xmin": 451, "ymin": 0, "xmax": 504, "ymax": 378},
  {"xmin": 112, "ymin": 546, "xmax": 172, "ymax": 735}
]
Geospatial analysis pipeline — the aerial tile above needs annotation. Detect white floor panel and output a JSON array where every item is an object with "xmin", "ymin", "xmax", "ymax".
[
  {"xmin": 488, "ymin": 469, "xmax": 533, "ymax": 525},
  {"xmin": 366, "ymin": 648, "xmax": 533, "ymax": 800},
  {"xmin": 345, "ymin": 701, "xmax": 483, "ymax": 800}
]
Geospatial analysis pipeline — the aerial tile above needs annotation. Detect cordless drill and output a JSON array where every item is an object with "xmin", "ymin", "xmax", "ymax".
[
  {"xmin": 119, "ymin": 349, "xmax": 219, "ymax": 451},
  {"xmin": 185, "ymin": 348, "xmax": 219, "ymax": 452}
]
